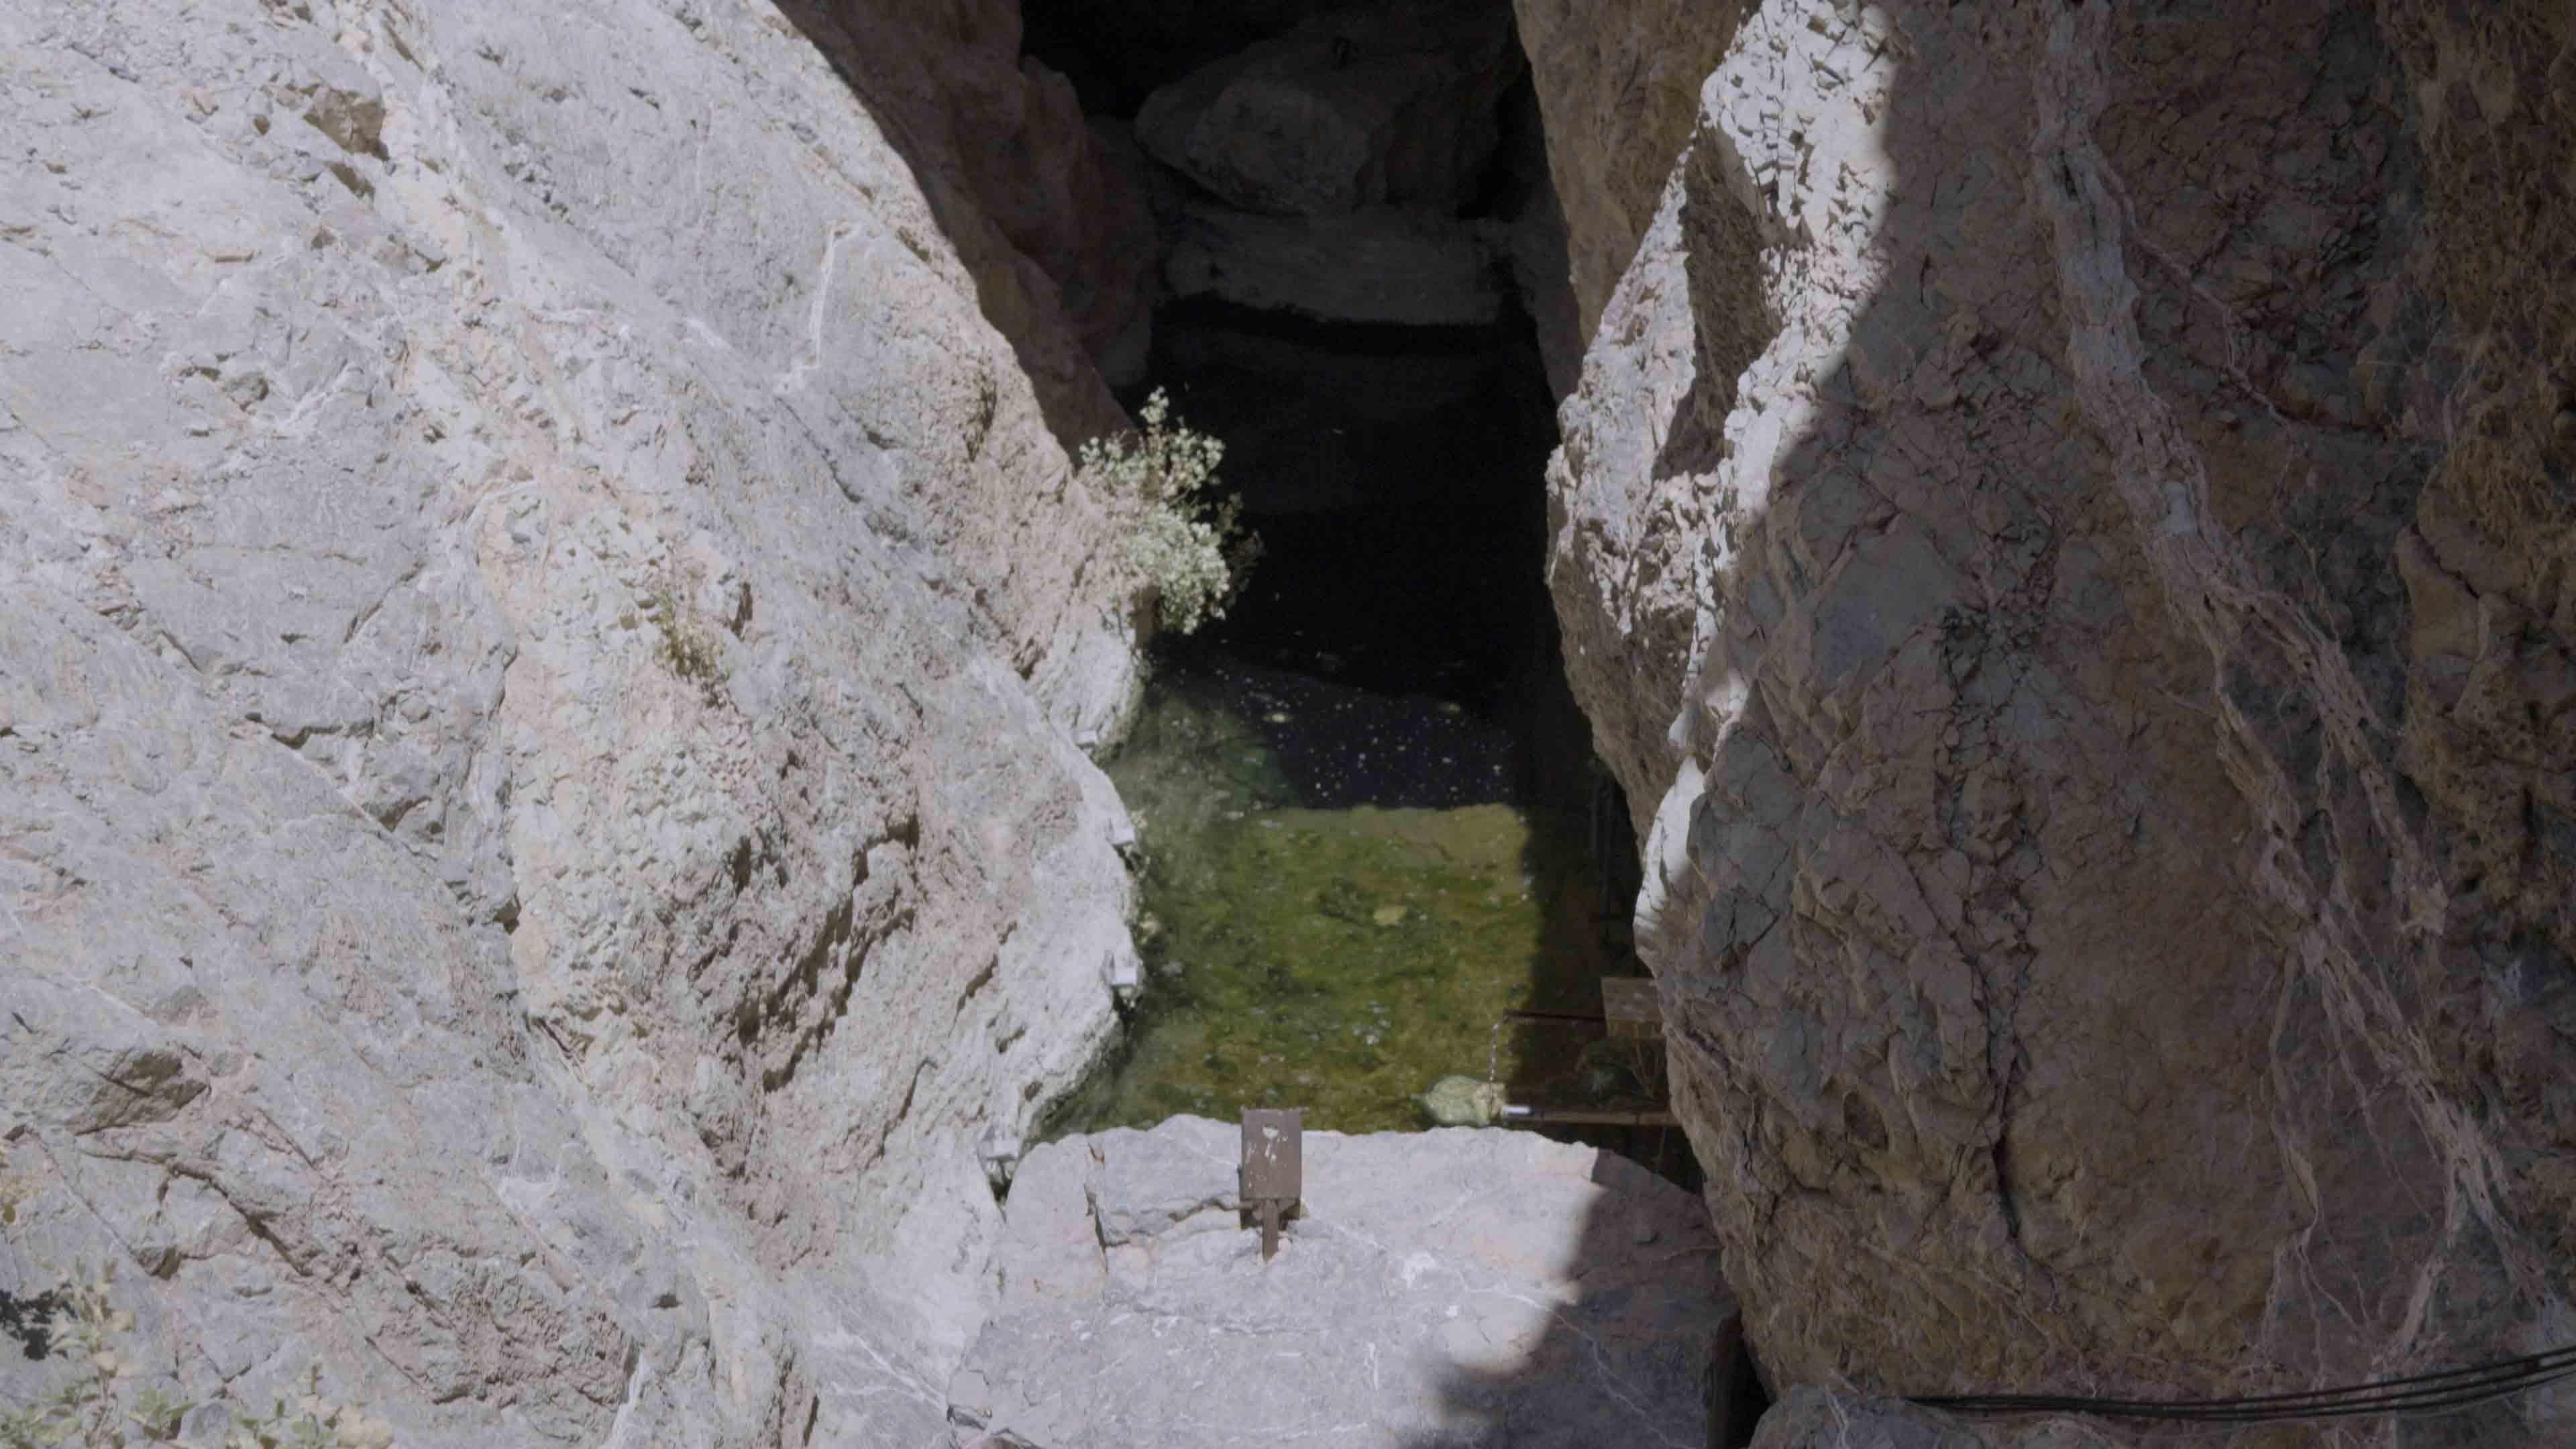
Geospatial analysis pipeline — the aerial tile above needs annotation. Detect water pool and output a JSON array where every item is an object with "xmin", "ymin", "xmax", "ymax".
[{"xmin": 1044, "ymin": 670, "xmax": 1669, "ymax": 1143}]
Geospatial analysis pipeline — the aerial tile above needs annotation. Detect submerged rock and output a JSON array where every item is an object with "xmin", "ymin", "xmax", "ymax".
[
  {"xmin": 1417, "ymin": 1073, "xmax": 1506, "ymax": 1126},
  {"xmin": 948, "ymin": 1115, "xmax": 1727, "ymax": 1448}
]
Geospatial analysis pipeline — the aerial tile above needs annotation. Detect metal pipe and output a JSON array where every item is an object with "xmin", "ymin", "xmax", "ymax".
[{"xmin": 1505, "ymin": 1106, "xmax": 1681, "ymax": 1128}]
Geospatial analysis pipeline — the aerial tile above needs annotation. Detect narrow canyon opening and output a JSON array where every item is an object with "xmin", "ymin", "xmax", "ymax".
[
  {"xmin": 30, "ymin": 1, "xmax": 2576, "ymax": 1444},
  {"xmin": 1022, "ymin": 1, "xmax": 1699, "ymax": 1192}
]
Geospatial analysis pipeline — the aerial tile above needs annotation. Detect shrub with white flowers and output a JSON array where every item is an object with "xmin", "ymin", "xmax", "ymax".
[{"xmin": 1077, "ymin": 388, "xmax": 1257, "ymax": 635}]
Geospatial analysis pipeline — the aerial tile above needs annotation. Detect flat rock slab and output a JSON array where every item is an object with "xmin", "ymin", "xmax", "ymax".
[{"xmin": 948, "ymin": 1116, "xmax": 1728, "ymax": 1448}]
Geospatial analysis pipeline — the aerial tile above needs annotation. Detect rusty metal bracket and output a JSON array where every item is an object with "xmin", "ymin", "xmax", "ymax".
[{"xmin": 1238, "ymin": 1107, "xmax": 1302, "ymax": 1262}]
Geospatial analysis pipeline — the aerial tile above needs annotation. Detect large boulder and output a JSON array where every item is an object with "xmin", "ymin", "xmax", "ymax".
[
  {"xmin": 1021, "ymin": 0, "xmax": 1334, "ymax": 116},
  {"xmin": 1134, "ymin": 1, "xmax": 1521, "ymax": 219},
  {"xmin": 0, "ymin": 0, "xmax": 1149, "ymax": 1444},
  {"xmin": 1539, "ymin": 0, "xmax": 2575, "ymax": 1438},
  {"xmin": 947, "ymin": 1116, "xmax": 1729, "ymax": 1448}
]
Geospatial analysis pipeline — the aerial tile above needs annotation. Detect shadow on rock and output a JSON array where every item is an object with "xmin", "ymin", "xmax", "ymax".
[
  {"xmin": 769, "ymin": 0, "xmax": 1136, "ymax": 444},
  {"xmin": 1393, "ymin": 1146, "xmax": 1766, "ymax": 1449},
  {"xmin": 1547, "ymin": 0, "xmax": 2572, "ymax": 1444},
  {"xmin": 0, "ymin": 1285, "xmax": 64, "ymax": 1363}
]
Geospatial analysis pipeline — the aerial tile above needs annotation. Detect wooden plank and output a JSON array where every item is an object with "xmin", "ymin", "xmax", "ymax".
[
  {"xmin": 1239, "ymin": 1108, "xmax": 1302, "ymax": 1261},
  {"xmin": 1599, "ymin": 977, "xmax": 1662, "ymax": 1040}
]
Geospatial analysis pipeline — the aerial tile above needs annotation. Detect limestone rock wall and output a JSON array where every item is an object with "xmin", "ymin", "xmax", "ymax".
[
  {"xmin": 0, "ymin": 1, "xmax": 1152, "ymax": 1444},
  {"xmin": 781, "ymin": 0, "xmax": 1160, "ymax": 392},
  {"xmin": 1510, "ymin": 0, "xmax": 1749, "ymax": 350},
  {"xmin": 1133, "ymin": 1, "xmax": 1518, "ymax": 220},
  {"xmin": 1534, "ymin": 0, "xmax": 2575, "ymax": 1437}
]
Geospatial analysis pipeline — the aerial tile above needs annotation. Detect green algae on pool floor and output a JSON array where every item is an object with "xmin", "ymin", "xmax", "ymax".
[
  {"xmin": 1051, "ymin": 799, "xmax": 1548, "ymax": 1136},
  {"xmin": 1044, "ymin": 665, "xmax": 1685, "ymax": 1152}
]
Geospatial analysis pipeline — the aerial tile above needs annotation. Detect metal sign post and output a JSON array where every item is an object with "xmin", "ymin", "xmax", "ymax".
[{"xmin": 1238, "ymin": 1107, "xmax": 1302, "ymax": 1262}]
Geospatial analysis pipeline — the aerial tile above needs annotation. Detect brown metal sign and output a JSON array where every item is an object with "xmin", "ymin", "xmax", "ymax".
[{"xmin": 1238, "ymin": 1107, "xmax": 1302, "ymax": 1261}]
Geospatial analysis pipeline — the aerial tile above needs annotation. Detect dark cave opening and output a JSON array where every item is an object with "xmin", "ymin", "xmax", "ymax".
[
  {"xmin": 1124, "ymin": 295, "xmax": 1565, "ymax": 808},
  {"xmin": 1024, "ymin": 0, "xmax": 1609, "ymax": 839}
]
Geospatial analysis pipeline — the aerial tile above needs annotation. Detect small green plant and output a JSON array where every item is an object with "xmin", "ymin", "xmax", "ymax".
[
  {"xmin": 1077, "ymin": 388, "xmax": 1258, "ymax": 635},
  {"xmin": 643, "ymin": 568, "xmax": 724, "ymax": 701},
  {"xmin": 0, "ymin": 1148, "xmax": 392, "ymax": 1449},
  {"xmin": 0, "ymin": 1264, "xmax": 139, "ymax": 1449},
  {"xmin": 218, "ymin": 1367, "xmax": 392, "ymax": 1449}
]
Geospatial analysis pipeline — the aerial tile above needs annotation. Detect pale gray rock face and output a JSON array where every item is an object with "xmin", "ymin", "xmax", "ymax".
[
  {"xmin": 947, "ymin": 1116, "xmax": 1728, "ymax": 1449},
  {"xmin": 779, "ymin": 0, "xmax": 1159, "ymax": 400},
  {"xmin": 1536, "ymin": 0, "xmax": 2575, "ymax": 1440},
  {"xmin": 1133, "ymin": 3, "xmax": 1520, "ymax": 219},
  {"xmin": 0, "ymin": 0, "xmax": 1152, "ymax": 1444}
]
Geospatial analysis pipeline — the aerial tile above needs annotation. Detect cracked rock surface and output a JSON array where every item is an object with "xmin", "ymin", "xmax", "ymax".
[
  {"xmin": 1533, "ymin": 0, "xmax": 2576, "ymax": 1440},
  {"xmin": 948, "ymin": 1116, "xmax": 1727, "ymax": 1449},
  {"xmin": 0, "ymin": 0, "xmax": 1152, "ymax": 1444}
]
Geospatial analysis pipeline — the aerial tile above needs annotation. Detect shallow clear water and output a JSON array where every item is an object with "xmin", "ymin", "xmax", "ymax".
[{"xmin": 1043, "ymin": 673, "xmax": 1665, "ymax": 1138}]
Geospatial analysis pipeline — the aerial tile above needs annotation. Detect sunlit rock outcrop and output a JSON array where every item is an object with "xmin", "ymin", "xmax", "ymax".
[
  {"xmin": 1534, "ymin": 0, "xmax": 2575, "ymax": 1440},
  {"xmin": 1511, "ymin": 0, "xmax": 1746, "ymax": 350},
  {"xmin": 951, "ymin": 1116, "xmax": 1729, "ymax": 1448},
  {"xmin": 0, "ymin": 1, "xmax": 1148, "ymax": 1443}
]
